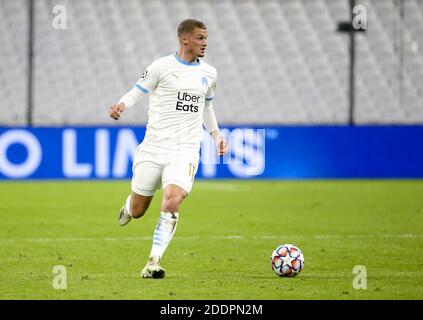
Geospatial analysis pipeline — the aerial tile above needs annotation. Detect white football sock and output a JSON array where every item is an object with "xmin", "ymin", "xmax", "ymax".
[
  {"xmin": 124, "ymin": 195, "xmax": 133, "ymax": 217},
  {"xmin": 149, "ymin": 212, "xmax": 179, "ymax": 260}
]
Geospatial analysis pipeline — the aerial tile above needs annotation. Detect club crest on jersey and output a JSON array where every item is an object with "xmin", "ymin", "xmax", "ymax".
[
  {"xmin": 140, "ymin": 69, "xmax": 148, "ymax": 79},
  {"xmin": 201, "ymin": 76, "xmax": 208, "ymax": 87}
]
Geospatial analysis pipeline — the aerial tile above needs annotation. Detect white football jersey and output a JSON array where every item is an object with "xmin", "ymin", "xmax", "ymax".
[{"xmin": 135, "ymin": 53, "xmax": 217, "ymax": 152}]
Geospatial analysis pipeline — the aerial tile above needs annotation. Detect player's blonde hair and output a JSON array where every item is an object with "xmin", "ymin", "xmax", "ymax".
[{"xmin": 177, "ymin": 19, "xmax": 207, "ymax": 37}]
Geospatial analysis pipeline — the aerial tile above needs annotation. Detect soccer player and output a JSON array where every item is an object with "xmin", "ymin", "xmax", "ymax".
[{"xmin": 108, "ymin": 19, "xmax": 229, "ymax": 279}]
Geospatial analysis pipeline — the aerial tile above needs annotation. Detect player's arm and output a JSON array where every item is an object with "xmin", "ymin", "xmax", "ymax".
[
  {"xmin": 109, "ymin": 87, "xmax": 144, "ymax": 120},
  {"xmin": 109, "ymin": 61, "xmax": 160, "ymax": 120},
  {"xmin": 203, "ymin": 74, "xmax": 228, "ymax": 156},
  {"xmin": 203, "ymin": 99, "xmax": 229, "ymax": 156}
]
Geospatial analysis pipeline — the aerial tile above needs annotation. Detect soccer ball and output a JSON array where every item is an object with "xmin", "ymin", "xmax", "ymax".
[{"xmin": 270, "ymin": 244, "xmax": 304, "ymax": 277}]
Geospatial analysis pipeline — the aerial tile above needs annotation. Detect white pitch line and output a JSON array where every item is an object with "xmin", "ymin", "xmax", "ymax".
[{"xmin": 0, "ymin": 234, "xmax": 422, "ymax": 243}]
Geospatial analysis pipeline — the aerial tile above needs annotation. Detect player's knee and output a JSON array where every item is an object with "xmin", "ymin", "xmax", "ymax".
[{"xmin": 162, "ymin": 195, "xmax": 184, "ymax": 212}]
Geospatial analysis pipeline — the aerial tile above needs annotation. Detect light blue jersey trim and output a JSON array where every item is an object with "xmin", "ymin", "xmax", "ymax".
[
  {"xmin": 173, "ymin": 52, "xmax": 201, "ymax": 66},
  {"xmin": 205, "ymin": 96, "xmax": 214, "ymax": 101},
  {"xmin": 135, "ymin": 83, "xmax": 149, "ymax": 93}
]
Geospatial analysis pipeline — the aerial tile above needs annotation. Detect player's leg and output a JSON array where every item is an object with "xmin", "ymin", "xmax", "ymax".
[
  {"xmin": 141, "ymin": 184, "xmax": 188, "ymax": 279},
  {"xmin": 150, "ymin": 184, "xmax": 188, "ymax": 258},
  {"xmin": 118, "ymin": 192, "xmax": 153, "ymax": 225},
  {"xmin": 141, "ymin": 160, "xmax": 196, "ymax": 279},
  {"xmin": 118, "ymin": 161, "xmax": 162, "ymax": 226},
  {"xmin": 161, "ymin": 184, "xmax": 188, "ymax": 212}
]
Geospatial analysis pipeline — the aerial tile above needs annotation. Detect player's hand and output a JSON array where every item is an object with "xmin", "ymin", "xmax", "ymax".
[
  {"xmin": 109, "ymin": 102, "xmax": 125, "ymax": 120},
  {"xmin": 212, "ymin": 130, "xmax": 229, "ymax": 156}
]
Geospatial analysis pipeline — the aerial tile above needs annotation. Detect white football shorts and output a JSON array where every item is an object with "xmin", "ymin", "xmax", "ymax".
[{"xmin": 131, "ymin": 145, "xmax": 199, "ymax": 197}]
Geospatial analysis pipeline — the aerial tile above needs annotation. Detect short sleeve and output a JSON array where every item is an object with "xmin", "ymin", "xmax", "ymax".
[{"xmin": 134, "ymin": 60, "xmax": 161, "ymax": 94}]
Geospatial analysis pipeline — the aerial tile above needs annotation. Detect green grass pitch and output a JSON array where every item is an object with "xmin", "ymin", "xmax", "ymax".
[{"xmin": 0, "ymin": 180, "xmax": 422, "ymax": 300}]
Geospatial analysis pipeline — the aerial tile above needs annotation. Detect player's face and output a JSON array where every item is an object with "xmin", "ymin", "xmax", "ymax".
[{"xmin": 186, "ymin": 28, "xmax": 208, "ymax": 58}]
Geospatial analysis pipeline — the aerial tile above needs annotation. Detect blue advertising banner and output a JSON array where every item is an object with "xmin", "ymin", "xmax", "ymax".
[{"xmin": 0, "ymin": 126, "xmax": 422, "ymax": 179}]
